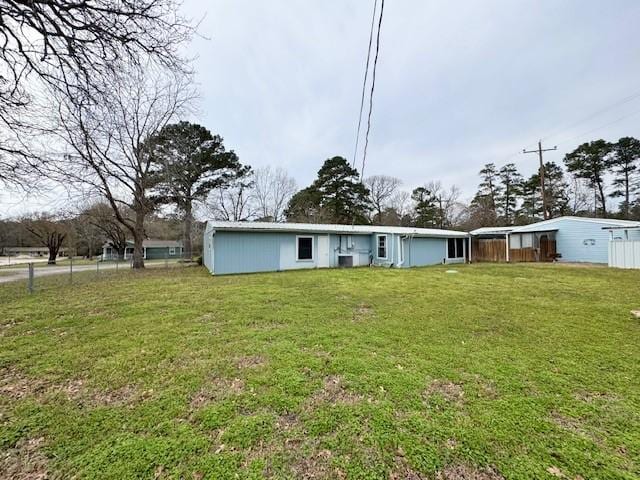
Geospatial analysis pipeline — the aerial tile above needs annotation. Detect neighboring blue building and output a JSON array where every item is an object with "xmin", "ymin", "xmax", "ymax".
[
  {"xmin": 203, "ymin": 221, "xmax": 469, "ymax": 275},
  {"xmin": 472, "ymin": 216, "xmax": 640, "ymax": 264}
]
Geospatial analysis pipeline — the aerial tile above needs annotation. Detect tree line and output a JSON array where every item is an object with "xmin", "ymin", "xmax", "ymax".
[{"xmin": 469, "ymin": 137, "xmax": 640, "ymax": 227}]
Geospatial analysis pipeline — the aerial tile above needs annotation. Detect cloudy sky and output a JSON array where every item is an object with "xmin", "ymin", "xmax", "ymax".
[{"xmin": 3, "ymin": 0, "xmax": 640, "ymax": 215}]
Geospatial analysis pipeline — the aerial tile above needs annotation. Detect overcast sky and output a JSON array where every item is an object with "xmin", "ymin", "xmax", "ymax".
[{"xmin": 3, "ymin": 0, "xmax": 640, "ymax": 216}]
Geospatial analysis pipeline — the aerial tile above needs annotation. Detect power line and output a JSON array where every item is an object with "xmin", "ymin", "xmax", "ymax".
[
  {"xmin": 351, "ymin": 0, "xmax": 379, "ymax": 169},
  {"xmin": 360, "ymin": 0, "xmax": 384, "ymax": 180},
  {"xmin": 541, "ymin": 89, "xmax": 640, "ymax": 143},
  {"xmin": 554, "ymin": 107, "xmax": 640, "ymax": 147}
]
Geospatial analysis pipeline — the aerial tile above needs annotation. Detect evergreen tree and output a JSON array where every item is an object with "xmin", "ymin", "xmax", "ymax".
[
  {"xmin": 609, "ymin": 136, "xmax": 640, "ymax": 218},
  {"xmin": 564, "ymin": 140, "xmax": 612, "ymax": 217},
  {"xmin": 151, "ymin": 122, "xmax": 250, "ymax": 258},
  {"xmin": 475, "ymin": 163, "xmax": 502, "ymax": 216},
  {"xmin": 285, "ymin": 156, "xmax": 370, "ymax": 224},
  {"xmin": 521, "ymin": 162, "xmax": 569, "ymax": 220},
  {"xmin": 411, "ymin": 186, "xmax": 438, "ymax": 227},
  {"xmin": 497, "ymin": 163, "xmax": 523, "ymax": 225}
]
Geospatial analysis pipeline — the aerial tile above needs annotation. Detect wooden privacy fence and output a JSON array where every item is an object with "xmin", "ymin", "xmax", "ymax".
[
  {"xmin": 472, "ymin": 238, "xmax": 557, "ymax": 263},
  {"xmin": 472, "ymin": 239, "xmax": 506, "ymax": 262}
]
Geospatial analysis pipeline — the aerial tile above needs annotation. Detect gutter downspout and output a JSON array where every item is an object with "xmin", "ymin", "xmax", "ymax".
[{"xmin": 397, "ymin": 235, "xmax": 408, "ymax": 267}]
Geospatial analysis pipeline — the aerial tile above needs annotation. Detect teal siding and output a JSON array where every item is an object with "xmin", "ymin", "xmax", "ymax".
[
  {"xmin": 145, "ymin": 246, "xmax": 181, "ymax": 260},
  {"xmin": 553, "ymin": 219, "xmax": 630, "ymax": 263},
  {"xmin": 206, "ymin": 228, "xmax": 461, "ymax": 275},
  {"xmin": 213, "ymin": 231, "xmax": 280, "ymax": 274},
  {"xmin": 407, "ymin": 237, "xmax": 447, "ymax": 267}
]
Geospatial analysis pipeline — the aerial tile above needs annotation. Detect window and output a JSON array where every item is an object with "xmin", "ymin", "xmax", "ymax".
[
  {"xmin": 296, "ymin": 236, "xmax": 313, "ymax": 261},
  {"xmin": 169, "ymin": 247, "xmax": 176, "ymax": 256},
  {"xmin": 377, "ymin": 235, "xmax": 387, "ymax": 259},
  {"xmin": 510, "ymin": 234, "xmax": 521, "ymax": 249},
  {"xmin": 522, "ymin": 233, "xmax": 533, "ymax": 248},
  {"xmin": 447, "ymin": 238, "xmax": 465, "ymax": 258}
]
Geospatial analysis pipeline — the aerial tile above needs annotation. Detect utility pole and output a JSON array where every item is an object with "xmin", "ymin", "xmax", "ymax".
[{"xmin": 523, "ymin": 141, "xmax": 557, "ymax": 220}]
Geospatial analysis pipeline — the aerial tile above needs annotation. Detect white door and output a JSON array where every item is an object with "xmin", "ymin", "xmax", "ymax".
[{"xmin": 317, "ymin": 235, "xmax": 330, "ymax": 268}]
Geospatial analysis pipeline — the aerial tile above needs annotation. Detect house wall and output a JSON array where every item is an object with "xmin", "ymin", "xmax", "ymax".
[
  {"xmin": 405, "ymin": 237, "xmax": 448, "ymax": 267},
  {"xmin": 145, "ymin": 246, "xmax": 182, "ymax": 260},
  {"xmin": 207, "ymin": 230, "xmax": 461, "ymax": 275},
  {"xmin": 544, "ymin": 219, "xmax": 639, "ymax": 263}
]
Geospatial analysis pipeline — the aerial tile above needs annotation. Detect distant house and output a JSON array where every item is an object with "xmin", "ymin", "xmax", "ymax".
[
  {"xmin": 471, "ymin": 216, "xmax": 640, "ymax": 263},
  {"xmin": 203, "ymin": 221, "xmax": 469, "ymax": 275},
  {"xmin": 2, "ymin": 246, "xmax": 68, "ymax": 257},
  {"xmin": 101, "ymin": 240, "xmax": 183, "ymax": 260}
]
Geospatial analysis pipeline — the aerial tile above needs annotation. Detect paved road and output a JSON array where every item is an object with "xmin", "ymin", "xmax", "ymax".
[{"xmin": 0, "ymin": 263, "xmax": 124, "ymax": 284}]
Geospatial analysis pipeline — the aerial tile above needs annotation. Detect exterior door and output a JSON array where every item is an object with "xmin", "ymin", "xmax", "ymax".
[{"xmin": 317, "ymin": 235, "xmax": 330, "ymax": 268}]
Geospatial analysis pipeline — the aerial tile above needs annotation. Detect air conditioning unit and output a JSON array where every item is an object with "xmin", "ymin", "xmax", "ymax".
[{"xmin": 338, "ymin": 255, "xmax": 354, "ymax": 267}]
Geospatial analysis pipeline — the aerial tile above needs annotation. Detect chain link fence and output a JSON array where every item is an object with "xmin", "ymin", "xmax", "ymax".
[{"xmin": 0, "ymin": 255, "xmax": 200, "ymax": 294}]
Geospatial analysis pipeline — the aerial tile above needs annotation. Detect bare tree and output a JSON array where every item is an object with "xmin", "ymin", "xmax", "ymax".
[
  {"xmin": 364, "ymin": 175, "xmax": 402, "ymax": 224},
  {"xmin": 23, "ymin": 213, "xmax": 68, "ymax": 264},
  {"xmin": 206, "ymin": 182, "xmax": 255, "ymax": 222},
  {"xmin": 0, "ymin": 0, "xmax": 193, "ymax": 185},
  {"xmin": 50, "ymin": 66, "xmax": 195, "ymax": 268},
  {"xmin": 252, "ymin": 166, "xmax": 297, "ymax": 222},
  {"xmin": 425, "ymin": 181, "xmax": 462, "ymax": 228}
]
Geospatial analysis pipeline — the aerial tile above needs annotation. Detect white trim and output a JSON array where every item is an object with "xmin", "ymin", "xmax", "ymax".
[
  {"xmin": 169, "ymin": 246, "xmax": 176, "ymax": 256},
  {"xmin": 376, "ymin": 234, "xmax": 388, "ymax": 259},
  {"xmin": 296, "ymin": 235, "xmax": 314, "ymax": 262}
]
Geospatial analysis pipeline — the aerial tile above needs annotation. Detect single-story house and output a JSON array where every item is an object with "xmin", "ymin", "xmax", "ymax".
[
  {"xmin": 471, "ymin": 216, "xmax": 640, "ymax": 264},
  {"xmin": 203, "ymin": 221, "xmax": 469, "ymax": 275},
  {"xmin": 101, "ymin": 240, "xmax": 183, "ymax": 260},
  {"xmin": 2, "ymin": 246, "xmax": 68, "ymax": 257}
]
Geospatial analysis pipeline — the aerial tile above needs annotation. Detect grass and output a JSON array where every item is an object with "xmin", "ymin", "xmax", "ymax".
[{"xmin": 1, "ymin": 264, "xmax": 639, "ymax": 479}]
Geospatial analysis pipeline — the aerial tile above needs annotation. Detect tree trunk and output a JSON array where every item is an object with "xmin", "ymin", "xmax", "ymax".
[
  {"xmin": 183, "ymin": 201, "xmax": 193, "ymax": 260},
  {"xmin": 132, "ymin": 209, "xmax": 145, "ymax": 269},
  {"xmin": 47, "ymin": 246, "xmax": 58, "ymax": 265},
  {"xmin": 625, "ymin": 169, "xmax": 630, "ymax": 219},
  {"xmin": 597, "ymin": 180, "xmax": 607, "ymax": 217}
]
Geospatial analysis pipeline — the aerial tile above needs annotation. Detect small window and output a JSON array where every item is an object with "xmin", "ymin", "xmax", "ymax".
[
  {"xmin": 297, "ymin": 236, "xmax": 313, "ymax": 261},
  {"xmin": 169, "ymin": 247, "xmax": 176, "ymax": 255},
  {"xmin": 377, "ymin": 235, "xmax": 387, "ymax": 258}
]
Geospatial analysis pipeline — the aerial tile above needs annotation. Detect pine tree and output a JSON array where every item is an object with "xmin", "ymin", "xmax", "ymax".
[
  {"xmin": 497, "ymin": 163, "xmax": 523, "ymax": 225},
  {"xmin": 564, "ymin": 140, "xmax": 612, "ymax": 217},
  {"xmin": 285, "ymin": 156, "xmax": 371, "ymax": 224},
  {"xmin": 609, "ymin": 136, "xmax": 640, "ymax": 218},
  {"xmin": 476, "ymin": 163, "xmax": 503, "ymax": 217},
  {"xmin": 411, "ymin": 186, "xmax": 438, "ymax": 227}
]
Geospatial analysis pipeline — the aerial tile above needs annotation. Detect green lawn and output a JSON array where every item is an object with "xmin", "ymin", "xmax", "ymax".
[{"xmin": 1, "ymin": 264, "xmax": 639, "ymax": 479}]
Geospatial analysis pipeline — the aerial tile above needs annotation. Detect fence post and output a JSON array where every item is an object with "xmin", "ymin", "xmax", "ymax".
[
  {"xmin": 97, "ymin": 259, "xmax": 100, "ymax": 276},
  {"xmin": 70, "ymin": 256, "xmax": 73, "ymax": 284},
  {"xmin": 27, "ymin": 263, "xmax": 34, "ymax": 294},
  {"xmin": 116, "ymin": 255, "xmax": 119, "ymax": 272}
]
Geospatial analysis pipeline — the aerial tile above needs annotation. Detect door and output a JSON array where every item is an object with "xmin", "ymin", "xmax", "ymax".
[{"xmin": 317, "ymin": 235, "xmax": 330, "ymax": 268}]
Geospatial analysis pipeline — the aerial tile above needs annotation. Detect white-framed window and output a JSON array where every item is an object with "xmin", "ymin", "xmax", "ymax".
[
  {"xmin": 522, "ymin": 233, "xmax": 533, "ymax": 248},
  {"xmin": 377, "ymin": 234, "xmax": 388, "ymax": 259},
  {"xmin": 169, "ymin": 247, "xmax": 176, "ymax": 256},
  {"xmin": 447, "ymin": 238, "xmax": 465, "ymax": 258},
  {"xmin": 296, "ymin": 236, "xmax": 314, "ymax": 261}
]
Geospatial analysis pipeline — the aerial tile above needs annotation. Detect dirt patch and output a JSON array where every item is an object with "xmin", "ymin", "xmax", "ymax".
[
  {"xmin": 290, "ymin": 448, "xmax": 339, "ymax": 479},
  {"xmin": 389, "ymin": 454, "xmax": 427, "ymax": 479},
  {"xmin": 308, "ymin": 375, "xmax": 362, "ymax": 406},
  {"xmin": 0, "ymin": 436, "xmax": 49, "ymax": 480},
  {"xmin": 0, "ymin": 367, "xmax": 141, "ymax": 407},
  {"xmin": 275, "ymin": 412, "xmax": 300, "ymax": 431},
  {"xmin": 573, "ymin": 390, "xmax": 618, "ymax": 403},
  {"xmin": 424, "ymin": 379, "xmax": 464, "ymax": 404},
  {"xmin": 235, "ymin": 355, "xmax": 267, "ymax": 369},
  {"xmin": 190, "ymin": 377, "xmax": 245, "ymax": 409},
  {"xmin": 549, "ymin": 411, "xmax": 585, "ymax": 435},
  {"xmin": 435, "ymin": 464, "xmax": 505, "ymax": 480},
  {"xmin": 353, "ymin": 304, "xmax": 374, "ymax": 322}
]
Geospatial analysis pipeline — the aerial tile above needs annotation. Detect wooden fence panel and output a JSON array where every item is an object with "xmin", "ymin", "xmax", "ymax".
[{"xmin": 472, "ymin": 239, "xmax": 506, "ymax": 262}]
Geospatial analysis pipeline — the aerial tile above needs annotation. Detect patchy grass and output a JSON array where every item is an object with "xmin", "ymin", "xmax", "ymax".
[{"xmin": 0, "ymin": 264, "xmax": 639, "ymax": 479}]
